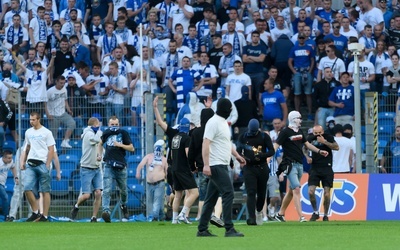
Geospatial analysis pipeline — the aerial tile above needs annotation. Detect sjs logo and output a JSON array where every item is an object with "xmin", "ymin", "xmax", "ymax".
[{"xmin": 301, "ymin": 179, "xmax": 358, "ymax": 216}]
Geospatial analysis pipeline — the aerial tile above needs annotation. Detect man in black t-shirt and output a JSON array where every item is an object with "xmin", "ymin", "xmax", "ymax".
[
  {"xmin": 306, "ymin": 125, "xmax": 338, "ymax": 222},
  {"xmin": 273, "ymin": 111, "xmax": 329, "ymax": 222},
  {"xmin": 170, "ymin": 117, "xmax": 199, "ymax": 224},
  {"xmin": 99, "ymin": 116, "xmax": 135, "ymax": 222}
]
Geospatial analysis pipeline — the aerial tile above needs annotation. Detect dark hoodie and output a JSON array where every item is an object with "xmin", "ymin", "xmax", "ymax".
[
  {"xmin": 270, "ymin": 34, "xmax": 294, "ymax": 63},
  {"xmin": 188, "ymin": 108, "xmax": 215, "ymax": 172}
]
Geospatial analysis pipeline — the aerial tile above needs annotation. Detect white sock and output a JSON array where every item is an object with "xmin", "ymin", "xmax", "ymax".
[
  {"xmin": 180, "ymin": 206, "xmax": 189, "ymax": 216},
  {"xmin": 33, "ymin": 210, "xmax": 38, "ymax": 214},
  {"xmin": 75, "ymin": 204, "xmax": 79, "ymax": 208},
  {"xmin": 172, "ymin": 212, "xmax": 178, "ymax": 220}
]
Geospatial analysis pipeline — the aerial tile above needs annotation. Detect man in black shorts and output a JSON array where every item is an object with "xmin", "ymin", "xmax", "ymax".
[
  {"xmin": 171, "ymin": 117, "xmax": 199, "ymax": 224},
  {"xmin": 305, "ymin": 125, "xmax": 338, "ymax": 222}
]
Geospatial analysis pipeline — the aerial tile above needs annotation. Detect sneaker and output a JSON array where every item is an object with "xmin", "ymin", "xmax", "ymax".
[
  {"xmin": 225, "ymin": 228, "xmax": 244, "ymax": 237},
  {"xmin": 299, "ymin": 216, "xmax": 307, "ymax": 222},
  {"xmin": 323, "ymin": 215, "xmax": 329, "ymax": 221},
  {"xmin": 61, "ymin": 139, "xmax": 72, "ymax": 148},
  {"xmin": 171, "ymin": 219, "xmax": 179, "ymax": 224},
  {"xmin": 263, "ymin": 216, "xmax": 268, "ymax": 222},
  {"xmin": 102, "ymin": 211, "xmax": 111, "ymax": 223},
  {"xmin": 26, "ymin": 212, "xmax": 40, "ymax": 222},
  {"xmin": 70, "ymin": 207, "xmax": 79, "ymax": 220},
  {"xmin": 210, "ymin": 215, "xmax": 224, "ymax": 228},
  {"xmin": 197, "ymin": 230, "xmax": 217, "ymax": 237},
  {"xmin": 256, "ymin": 211, "xmax": 263, "ymax": 225},
  {"xmin": 6, "ymin": 216, "xmax": 14, "ymax": 222},
  {"xmin": 177, "ymin": 214, "xmax": 192, "ymax": 224},
  {"xmin": 246, "ymin": 218, "xmax": 257, "ymax": 225},
  {"xmin": 120, "ymin": 205, "xmax": 129, "ymax": 219},
  {"xmin": 34, "ymin": 215, "xmax": 49, "ymax": 222},
  {"xmin": 90, "ymin": 217, "xmax": 97, "ymax": 223},
  {"xmin": 310, "ymin": 212, "xmax": 320, "ymax": 221},
  {"xmin": 274, "ymin": 213, "xmax": 286, "ymax": 222}
]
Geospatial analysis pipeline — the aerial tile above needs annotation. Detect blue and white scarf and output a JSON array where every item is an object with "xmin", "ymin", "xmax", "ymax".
[
  {"xmin": 114, "ymin": 28, "xmax": 129, "ymax": 42},
  {"xmin": 7, "ymin": 25, "xmax": 22, "ymax": 45},
  {"xmin": 157, "ymin": 2, "xmax": 174, "ymax": 26},
  {"xmin": 45, "ymin": 11, "xmax": 55, "ymax": 21},
  {"xmin": 91, "ymin": 24, "xmax": 104, "ymax": 42},
  {"xmin": 197, "ymin": 19, "xmax": 208, "ymax": 38},
  {"xmin": 38, "ymin": 18, "xmax": 47, "ymax": 41},
  {"xmin": 64, "ymin": 8, "xmax": 71, "ymax": 22},
  {"xmin": 269, "ymin": 18, "xmax": 276, "ymax": 30},
  {"xmin": 363, "ymin": 35, "xmax": 375, "ymax": 49},
  {"xmin": 183, "ymin": 36, "xmax": 199, "ymax": 53},
  {"xmin": 103, "ymin": 34, "xmax": 117, "ymax": 55},
  {"xmin": 107, "ymin": 75, "xmax": 119, "ymax": 102},
  {"xmin": 222, "ymin": 52, "xmax": 235, "ymax": 73},
  {"xmin": 199, "ymin": 64, "xmax": 212, "ymax": 90},
  {"xmin": 166, "ymin": 53, "xmax": 179, "ymax": 80},
  {"xmin": 28, "ymin": 71, "xmax": 42, "ymax": 85},
  {"xmin": 351, "ymin": 18, "xmax": 359, "ymax": 31},
  {"xmin": 223, "ymin": 32, "xmax": 240, "ymax": 56}
]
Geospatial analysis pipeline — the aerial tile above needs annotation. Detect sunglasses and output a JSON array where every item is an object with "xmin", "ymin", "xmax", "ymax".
[{"xmin": 333, "ymin": 26, "xmax": 340, "ymax": 29}]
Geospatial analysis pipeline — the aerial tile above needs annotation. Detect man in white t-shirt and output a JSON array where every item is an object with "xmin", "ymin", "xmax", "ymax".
[
  {"xmin": 46, "ymin": 75, "xmax": 76, "ymax": 149},
  {"xmin": 20, "ymin": 111, "xmax": 56, "ymax": 222},
  {"xmin": 332, "ymin": 124, "xmax": 355, "ymax": 173},
  {"xmin": 226, "ymin": 60, "xmax": 251, "ymax": 103},
  {"xmin": 96, "ymin": 22, "xmax": 124, "ymax": 64},
  {"xmin": 317, "ymin": 45, "xmax": 346, "ymax": 81},
  {"xmin": 4, "ymin": 0, "xmax": 29, "ymax": 29},
  {"xmin": 221, "ymin": 7, "xmax": 245, "ymax": 34},
  {"xmin": 29, "ymin": 6, "xmax": 48, "ymax": 48},
  {"xmin": 168, "ymin": 0, "xmax": 194, "ymax": 35}
]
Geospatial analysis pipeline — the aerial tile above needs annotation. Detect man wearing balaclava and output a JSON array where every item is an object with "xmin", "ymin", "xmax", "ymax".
[
  {"xmin": 170, "ymin": 117, "xmax": 199, "ymax": 224},
  {"xmin": 273, "ymin": 111, "xmax": 329, "ymax": 223},
  {"xmin": 136, "ymin": 140, "xmax": 168, "ymax": 221},
  {"xmin": 188, "ymin": 108, "xmax": 220, "ymax": 225},
  {"xmin": 197, "ymin": 97, "xmax": 246, "ymax": 237},
  {"xmin": 234, "ymin": 85, "xmax": 258, "ymax": 141},
  {"xmin": 236, "ymin": 119, "xmax": 275, "ymax": 226},
  {"xmin": 99, "ymin": 116, "xmax": 134, "ymax": 223}
]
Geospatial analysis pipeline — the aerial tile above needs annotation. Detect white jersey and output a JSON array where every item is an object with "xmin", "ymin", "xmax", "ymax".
[
  {"xmin": 0, "ymin": 158, "xmax": 14, "ymax": 186},
  {"xmin": 360, "ymin": 7, "xmax": 384, "ymax": 28},
  {"xmin": 226, "ymin": 72, "xmax": 252, "ymax": 103},
  {"xmin": 318, "ymin": 56, "xmax": 346, "ymax": 80},
  {"xmin": 25, "ymin": 126, "xmax": 56, "ymax": 164},
  {"xmin": 169, "ymin": 5, "xmax": 194, "ymax": 34}
]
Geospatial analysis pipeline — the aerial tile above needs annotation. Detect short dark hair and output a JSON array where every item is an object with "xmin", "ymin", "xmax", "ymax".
[
  {"xmin": 118, "ymin": 7, "xmax": 128, "ymax": 15},
  {"xmin": 52, "ymin": 20, "xmax": 61, "ymax": 26}
]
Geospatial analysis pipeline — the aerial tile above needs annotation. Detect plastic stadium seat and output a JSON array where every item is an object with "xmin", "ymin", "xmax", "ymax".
[
  {"xmin": 122, "ymin": 126, "xmax": 139, "ymax": 138},
  {"xmin": 127, "ymin": 183, "xmax": 145, "ymax": 209},
  {"xmin": 69, "ymin": 139, "xmax": 82, "ymax": 148},
  {"xmin": 51, "ymin": 169, "xmax": 71, "ymax": 197},
  {"xmin": 378, "ymin": 140, "xmax": 388, "ymax": 155},
  {"xmin": 59, "ymin": 154, "xmax": 79, "ymax": 172},
  {"xmin": 3, "ymin": 140, "xmax": 16, "ymax": 154},
  {"xmin": 378, "ymin": 112, "xmax": 396, "ymax": 120}
]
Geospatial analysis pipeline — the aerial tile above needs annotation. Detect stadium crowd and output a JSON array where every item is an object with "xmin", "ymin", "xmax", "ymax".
[{"xmin": 1, "ymin": 0, "xmax": 400, "ymax": 224}]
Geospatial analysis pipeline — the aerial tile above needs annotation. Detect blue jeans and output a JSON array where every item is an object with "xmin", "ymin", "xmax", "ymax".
[
  {"xmin": 316, "ymin": 107, "xmax": 334, "ymax": 130},
  {"xmin": 81, "ymin": 167, "xmax": 103, "ymax": 194},
  {"xmin": 102, "ymin": 166, "xmax": 127, "ymax": 212},
  {"xmin": 196, "ymin": 172, "xmax": 208, "ymax": 201},
  {"xmin": 24, "ymin": 163, "xmax": 51, "ymax": 193},
  {"xmin": 0, "ymin": 184, "xmax": 9, "ymax": 216},
  {"xmin": 146, "ymin": 181, "xmax": 165, "ymax": 220},
  {"xmin": 287, "ymin": 162, "xmax": 303, "ymax": 190},
  {"xmin": 293, "ymin": 72, "xmax": 313, "ymax": 95}
]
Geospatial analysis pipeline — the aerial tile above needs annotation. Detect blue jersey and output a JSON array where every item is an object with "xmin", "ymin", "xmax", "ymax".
[
  {"xmin": 329, "ymin": 85, "xmax": 354, "ymax": 117},
  {"xmin": 242, "ymin": 43, "xmax": 267, "ymax": 74},
  {"xmin": 315, "ymin": 9, "xmax": 335, "ymax": 32},
  {"xmin": 289, "ymin": 44, "xmax": 315, "ymax": 69},
  {"xmin": 261, "ymin": 90, "xmax": 286, "ymax": 122},
  {"xmin": 324, "ymin": 34, "xmax": 348, "ymax": 53}
]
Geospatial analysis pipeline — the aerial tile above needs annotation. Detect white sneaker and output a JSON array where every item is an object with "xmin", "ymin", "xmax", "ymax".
[
  {"xmin": 61, "ymin": 140, "xmax": 72, "ymax": 148},
  {"xmin": 177, "ymin": 214, "xmax": 192, "ymax": 224},
  {"xmin": 172, "ymin": 219, "xmax": 179, "ymax": 224},
  {"xmin": 256, "ymin": 211, "xmax": 263, "ymax": 225},
  {"xmin": 299, "ymin": 216, "xmax": 307, "ymax": 222},
  {"xmin": 263, "ymin": 216, "xmax": 268, "ymax": 222}
]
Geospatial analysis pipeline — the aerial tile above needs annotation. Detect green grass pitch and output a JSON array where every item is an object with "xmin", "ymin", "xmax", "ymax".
[{"xmin": 2, "ymin": 221, "xmax": 399, "ymax": 250}]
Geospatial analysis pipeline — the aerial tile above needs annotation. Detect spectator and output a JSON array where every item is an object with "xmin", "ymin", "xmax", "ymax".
[
  {"xmin": 317, "ymin": 45, "xmax": 346, "ymax": 82},
  {"xmin": 131, "ymin": 46, "xmax": 161, "ymax": 93},
  {"xmin": 99, "ymin": 116, "xmax": 135, "ymax": 222},
  {"xmin": 70, "ymin": 117, "xmax": 103, "ymax": 222},
  {"xmin": 234, "ymin": 86, "xmax": 258, "ymax": 140},
  {"xmin": 60, "ymin": 0, "xmax": 83, "ymax": 25},
  {"xmin": 46, "ymin": 20, "xmax": 64, "ymax": 53},
  {"xmin": 29, "ymin": 6, "xmax": 48, "ymax": 48},
  {"xmin": 315, "ymin": 0, "xmax": 335, "ymax": 33},
  {"xmin": 380, "ymin": 125, "xmax": 400, "ymax": 173},
  {"xmin": 211, "ymin": 87, "xmax": 239, "ymax": 127},
  {"xmin": 53, "ymin": 38, "xmax": 75, "ymax": 80},
  {"xmin": 96, "ymin": 22, "xmax": 124, "ymax": 64},
  {"xmin": 226, "ymin": 60, "xmax": 251, "ymax": 103},
  {"xmin": 218, "ymin": 43, "xmax": 242, "ymax": 88},
  {"xmin": 168, "ymin": 0, "xmax": 194, "ymax": 35},
  {"xmin": 136, "ymin": 140, "xmax": 168, "ymax": 221},
  {"xmin": 4, "ymin": 14, "xmax": 29, "ymax": 52},
  {"xmin": 4, "ymin": 0, "xmax": 29, "ymax": 30},
  {"xmin": 260, "ymin": 70, "xmax": 288, "ymax": 130},
  {"xmin": 0, "ymin": 151, "xmax": 17, "ymax": 220},
  {"xmin": 221, "ymin": 7, "xmax": 244, "ymax": 34},
  {"xmin": 45, "ymin": 75, "xmax": 76, "ymax": 149},
  {"xmin": 192, "ymin": 51, "xmax": 218, "ymax": 102},
  {"xmin": 217, "ymin": 0, "xmax": 231, "ymax": 27},
  {"xmin": 183, "ymin": 25, "xmax": 201, "ymax": 54},
  {"xmin": 324, "ymin": 21, "xmax": 348, "ymax": 54},
  {"xmin": 328, "ymin": 72, "xmax": 355, "ymax": 127},
  {"xmin": 222, "ymin": 20, "xmax": 246, "ymax": 56},
  {"xmin": 88, "ymin": 14, "xmax": 105, "ymax": 63},
  {"xmin": 358, "ymin": 24, "xmax": 376, "ymax": 55},
  {"xmin": 0, "ymin": 99, "xmax": 13, "ymax": 154},
  {"xmin": 270, "ymin": 16, "xmax": 292, "ymax": 42},
  {"xmin": 313, "ymin": 67, "xmax": 339, "ymax": 130},
  {"xmin": 70, "ymin": 34, "xmax": 92, "ymax": 69}
]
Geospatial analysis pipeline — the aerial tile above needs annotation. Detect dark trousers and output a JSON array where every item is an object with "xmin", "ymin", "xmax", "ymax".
[
  {"xmin": 248, "ymin": 72, "xmax": 265, "ymax": 104},
  {"xmin": 243, "ymin": 164, "xmax": 269, "ymax": 218},
  {"xmin": 198, "ymin": 165, "xmax": 234, "ymax": 232}
]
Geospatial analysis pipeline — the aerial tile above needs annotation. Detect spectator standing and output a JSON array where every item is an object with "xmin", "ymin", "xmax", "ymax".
[
  {"xmin": 0, "ymin": 151, "xmax": 17, "ymax": 220},
  {"xmin": 99, "ymin": 116, "xmax": 134, "ymax": 222},
  {"xmin": 218, "ymin": 43, "xmax": 242, "ymax": 88},
  {"xmin": 233, "ymin": 86, "xmax": 258, "ymax": 141},
  {"xmin": 168, "ymin": 0, "xmax": 194, "ymax": 35},
  {"xmin": 332, "ymin": 124, "xmax": 354, "ymax": 173},
  {"xmin": 70, "ymin": 117, "xmax": 103, "ymax": 222},
  {"xmin": 225, "ymin": 60, "xmax": 251, "ymax": 103}
]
